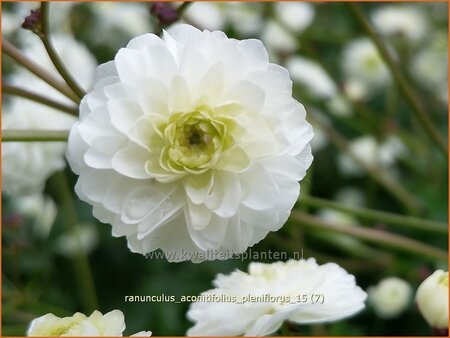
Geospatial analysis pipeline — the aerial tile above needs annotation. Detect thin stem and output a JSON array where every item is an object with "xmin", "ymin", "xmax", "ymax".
[
  {"xmin": 308, "ymin": 113, "xmax": 423, "ymax": 214},
  {"xmin": 291, "ymin": 211, "xmax": 447, "ymax": 262},
  {"xmin": 52, "ymin": 172, "xmax": 99, "ymax": 313},
  {"xmin": 348, "ymin": 3, "xmax": 447, "ymax": 158},
  {"xmin": 3, "ymin": 84, "xmax": 78, "ymax": 116},
  {"xmin": 2, "ymin": 39, "xmax": 79, "ymax": 104},
  {"xmin": 298, "ymin": 195, "xmax": 447, "ymax": 234},
  {"xmin": 177, "ymin": 2, "xmax": 192, "ymax": 16},
  {"xmin": 40, "ymin": 2, "xmax": 86, "ymax": 100},
  {"xmin": 2, "ymin": 130, "xmax": 69, "ymax": 142}
]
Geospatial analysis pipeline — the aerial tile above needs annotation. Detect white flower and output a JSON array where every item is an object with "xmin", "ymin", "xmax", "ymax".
[
  {"xmin": 334, "ymin": 188, "xmax": 365, "ymax": 207},
  {"xmin": 371, "ymin": 5, "xmax": 427, "ymax": 41},
  {"xmin": 286, "ymin": 56, "xmax": 337, "ymax": 99},
  {"xmin": 261, "ymin": 20, "xmax": 298, "ymax": 54},
  {"xmin": 55, "ymin": 223, "xmax": 99, "ymax": 257},
  {"xmin": 67, "ymin": 24, "xmax": 313, "ymax": 262},
  {"xmin": 15, "ymin": 193, "xmax": 57, "ymax": 238},
  {"xmin": 2, "ymin": 34, "xmax": 96, "ymax": 196},
  {"xmin": 27, "ymin": 310, "xmax": 151, "ymax": 336},
  {"xmin": 367, "ymin": 277, "xmax": 412, "ymax": 319},
  {"xmin": 416, "ymin": 270, "xmax": 448, "ymax": 329},
  {"xmin": 274, "ymin": 2, "xmax": 315, "ymax": 32},
  {"xmin": 338, "ymin": 135, "xmax": 406, "ymax": 177},
  {"xmin": 342, "ymin": 38, "xmax": 390, "ymax": 89},
  {"xmin": 187, "ymin": 258, "xmax": 367, "ymax": 336},
  {"xmin": 226, "ymin": 3, "xmax": 264, "ymax": 36}
]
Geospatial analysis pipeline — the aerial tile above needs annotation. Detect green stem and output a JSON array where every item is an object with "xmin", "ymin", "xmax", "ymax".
[
  {"xmin": 299, "ymin": 195, "xmax": 447, "ymax": 233},
  {"xmin": 291, "ymin": 210, "xmax": 447, "ymax": 262},
  {"xmin": 348, "ymin": 3, "xmax": 447, "ymax": 158},
  {"xmin": 40, "ymin": 2, "xmax": 86, "ymax": 100},
  {"xmin": 53, "ymin": 172, "xmax": 99, "ymax": 313},
  {"xmin": 177, "ymin": 2, "xmax": 193, "ymax": 16},
  {"xmin": 308, "ymin": 113, "xmax": 423, "ymax": 214},
  {"xmin": 3, "ymin": 84, "xmax": 78, "ymax": 116},
  {"xmin": 2, "ymin": 39, "xmax": 79, "ymax": 104},
  {"xmin": 2, "ymin": 130, "xmax": 69, "ymax": 142}
]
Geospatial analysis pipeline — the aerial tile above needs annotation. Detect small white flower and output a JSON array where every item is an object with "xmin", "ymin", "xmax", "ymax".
[
  {"xmin": 226, "ymin": 3, "xmax": 264, "ymax": 36},
  {"xmin": 27, "ymin": 310, "xmax": 151, "ymax": 336},
  {"xmin": 261, "ymin": 20, "xmax": 298, "ymax": 54},
  {"xmin": 342, "ymin": 38, "xmax": 390, "ymax": 89},
  {"xmin": 55, "ymin": 223, "xmax": 99, "ymax": 257},
  {"xmin": 371, "ymin": 5, "xmax": 427, "ymax": 41},
  {"xmin": 15, "ymin": 194, "xmax": 57, "ymax": 238},
  {"xmin": 338, "ymin": 135, "xmax": 406, "ymax": 177},
  {"xmin": 416, "ymin": 270, "xmax": 448, "ymax": 329},
  {"xmin": 187, "ymin": 258, "xmax": 367, "ymax": 336},
  {"xmin": 274, "ymin": 2, "xmax": 315, "ymax": 32},
  {"xmin": 67, "ymin": 24, "xmax": 313, "ymax": 262},
  {"xmin": 183, "ymin": 2, "xmax": 226, "ymax": 31},
  {"xmin": 286, "ymin": 56, "xmax": 337, "ymax": 99},
  {"xmin": 367, "ymin": 277, "xmax": 412, "ymax": 319}
]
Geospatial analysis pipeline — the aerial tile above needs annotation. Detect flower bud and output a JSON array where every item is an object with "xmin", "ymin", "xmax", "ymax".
[
  {"xmin": 416, "ymin": 270, "xmax": 448, "ymax": 329},
  {"xmin": 21, "ymin": 9, "xmax": 44, "ymax": 38}
]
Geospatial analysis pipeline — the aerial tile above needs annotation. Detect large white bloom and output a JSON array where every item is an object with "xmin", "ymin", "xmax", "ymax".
[
  {"xmin": 416, "ymin": 270, "xmax": 448, "ymax": 329},
  {"xmin": 371, "ymin": 5, "xmax": 427, "ymax": 41},
  {"xmin": 67, "ymin": 24, "xmax": 313, "ymax": 262},
  {"xmin": 367, "ymin": 277, "xmax": 412, "ymax": 319},
  {"xmin": 27, "ymin": 310, "xmax": 151, "ymax": 336},
  {"xmin": 187, "ymin": 258, "xmax": 367, "ymax": 336}
]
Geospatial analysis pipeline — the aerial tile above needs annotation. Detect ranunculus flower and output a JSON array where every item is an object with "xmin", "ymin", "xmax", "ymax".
[
  {"xmin": 187, "ymin": 258, "xmax": 367, "ymax": 336},
  {"xmin": 67, "ymin": 24, "xmax": 313, "ymax": 262},
  {"xmin": 27, "ymin": 310, "xmax": 151, "ymax": 336},
  {"xmin": 367, "ymin": 277, "xmax": 412, "ymax": 319},
  {"xmin": 416, "ymin": 270, "xmax": 448, "ymax": 329}
]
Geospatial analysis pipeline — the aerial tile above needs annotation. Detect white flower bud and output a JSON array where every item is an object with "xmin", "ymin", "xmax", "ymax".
[
  {"xmin": 416, "ymin": 270, "xmax": 448, "ymax": 329},
  {"xmin": 367, "ymin": 277, "xmax": 412, "ymax": 318}
]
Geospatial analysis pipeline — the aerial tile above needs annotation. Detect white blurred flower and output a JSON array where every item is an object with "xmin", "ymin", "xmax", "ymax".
[
  {"xmin": 261, "ymin": 20, "xmax": 298, "ymax": 55},
  {"xmin": 326, "ymin": 95, "xmax": 353, "ymax": 118},
  {"xmin": 338, "ymin": 135, "xmax": 406, "ymax": 177},
  {"xmin": 2, "ymin": 34, "xmax": 96, "ymax": 196},
  {"xmin": 67, "ymin": 25, "xmax": 313, "ymax": 262},
  {"xmin": 187, "ymin": 258, "xmax": 367, "ymax": 336},
  {"xmin": 368, "ymin": 277, "xmax": 412, "ymax": 319},
  {"xmin": 274, "ymin": 2, "xmax": 315, "ymax": 32},
  {"xmin": 334, "ymin": 188, "xmax": 365, "ymax": 207},
  {"xmin": 286, "ymin": 56, "xmax": 337, "ymax": 99},
  {"xmin": 342, "ymin": 38, "xmax": 390, "ymax": 90},
  {"xmin": 411, "ymin": 32, "xmax": 448, "ymax": 104},
  {"xmin": 343, "ymin": 78, "xmax": 370, "ymax": 102},
  {"xmin": 416, "ymin": 270, "xmax": 448, "ymax": 329},
  {"xmin": 184, "ymin": 2, "xmax": 226, "ymax": 31},
  {"xmin": 55, "ymin": 223, "xmax": 99, "ymax": 257},
  {"xmin": 27, "ymin": 310, "xmax": 151, "ymax": 336},
  {"xmin": 15, "ymin": 194, "xmax": 57, "ymax": 238},
  {"xmin": 226, "ymin": 3, "xmax": 264, "ymax": 36},
  {"xmin": 371, "ymin": 5, "xmax": 427, "ymax": 41}
]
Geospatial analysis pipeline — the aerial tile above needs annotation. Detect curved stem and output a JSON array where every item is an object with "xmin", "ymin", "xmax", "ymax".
[
  {"xmin": 177, "ymin": 2, "xmax": 193, "ymax": 16},
  {"xmin": 291, "ymin": 211, "xmax": 447, "ymax": 262},
  {"xmin": 348, "ymin": 3, "xmax": 447, "ymax": 158},
  {"xmin": 3, "ymin": 84, "xmax": 78, "ymax": 116},
  {"xmin": 2, "ymin": 130, "xmax": 69, "ymax": 142},
  {"xmin": 2, "ymin": 39, "xmax": 79, "ymax": 104},
  {"xmin": 298, "ymin": 195, "xmax": 447, "ymax": 234},
  {"xmin": 40, "ymin": 2, "xmax": 86, "ymax": 100}
]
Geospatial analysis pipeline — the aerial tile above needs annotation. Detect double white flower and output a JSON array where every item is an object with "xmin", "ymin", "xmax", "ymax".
[
  {"xmin": 67, "ymin": 24, "xmax": 313, "ymax": 261},
  {"xmin": 187, "ymin": 258, "xmax": 367, "ymax": 336}
]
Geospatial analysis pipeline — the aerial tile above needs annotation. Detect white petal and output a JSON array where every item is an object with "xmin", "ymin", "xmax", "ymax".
[
  {"xmin": 184, "ymin": 170, "xmax": 214, "ymax": 205},
  {"xmin": 111, "ymin": 145, "xmax": 152, "ymax": 179},
  {"xmin": 108, "ymin": 98, "xmax": 144, "ymax": 134}
]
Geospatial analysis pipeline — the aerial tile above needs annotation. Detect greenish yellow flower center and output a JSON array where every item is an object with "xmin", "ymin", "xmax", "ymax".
[{"xmin": 155, "ymin": 107, "xmax": 238, "ymax": 174}]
